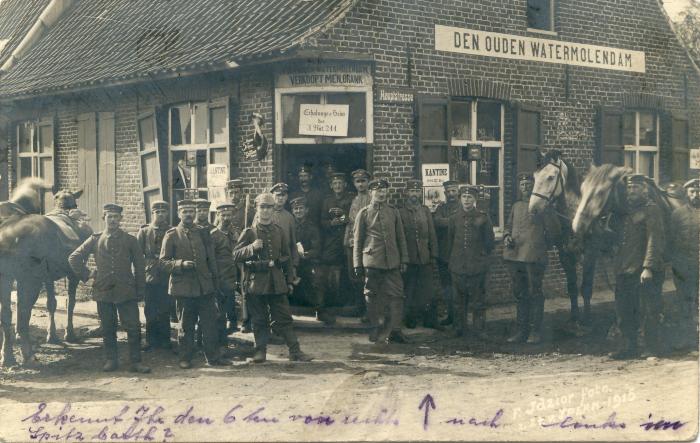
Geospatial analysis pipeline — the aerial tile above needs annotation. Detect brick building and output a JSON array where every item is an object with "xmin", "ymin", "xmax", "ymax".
[{"xmin": 0, "ymin": 0, "xmax": 698, "ymax": 302}]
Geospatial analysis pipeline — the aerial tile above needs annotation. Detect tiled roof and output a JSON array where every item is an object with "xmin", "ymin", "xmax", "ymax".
[
  {"xmin": 0, "ymin": 0, "xmax": 51, "ymax": 65},
  {"xmin": 0, "ymin": 0, "xmax": 355, "ymax": 98}
]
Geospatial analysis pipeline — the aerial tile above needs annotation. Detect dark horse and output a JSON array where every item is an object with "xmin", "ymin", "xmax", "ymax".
[{"xmin": 0, "ymin": 179, "xmax": 90, "ymax": 367}]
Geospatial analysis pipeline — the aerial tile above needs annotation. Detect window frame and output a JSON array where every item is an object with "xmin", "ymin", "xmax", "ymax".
[
  {"xmin": 274, "ymin": 85, "xmax": 374, "ymax": 145},
  {"xmin": 15, "ymin": 118, "xmax": 55, "ymax": 212},
  {"xmin": 622, "ymin": 110, "xmax": 660, "ymax": 182},
  {"xmin": 671, "ymin": 116, "xmax": 690, "ymax": 182},
  {"xmin": 526, "ymin": 0, "xmax": 556, "ymax": 35}
]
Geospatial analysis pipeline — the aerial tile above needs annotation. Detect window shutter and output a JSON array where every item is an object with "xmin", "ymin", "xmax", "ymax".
[
  {"xmin": 515, "ymin": 104, "xmax": 541, "ymax": 176},
  {"xmin": 77, "ymin": 113, "xmax": 99, "ymax": 227},
  {"xmin": 98, "ymin": 112, "xmax": 116, "ymax": 210},
  {"xmin": 37, "ymin": 117, "xmax": 56, "ymax": 212},
  {"xmin": 595, "ymin": 107, "xmax": 624, "ymax": 166},
  {"xmin": 415, "ymin": 95, "xmax": 450, "ymax": 179},
  {"xmin": 137, "ymin": 110, "xmax": 162, "ymax": 223},
  {"xmin": 671, "ymin": 116, "xmax": 690, "ymax": 182}
]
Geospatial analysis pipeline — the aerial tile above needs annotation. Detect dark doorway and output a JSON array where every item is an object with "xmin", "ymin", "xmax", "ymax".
[{"xmin": 283, "ymin": 143, "xmax": 367, "ymax": 195}]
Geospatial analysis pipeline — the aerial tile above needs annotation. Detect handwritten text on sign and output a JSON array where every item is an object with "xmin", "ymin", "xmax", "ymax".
[
  {"xmin": 299, "ymin": 104, "xmax": 349, "ymax": 137},
  {"xmin": 435, "ymin": 25, "xmax": 645, "ymax": 73}
]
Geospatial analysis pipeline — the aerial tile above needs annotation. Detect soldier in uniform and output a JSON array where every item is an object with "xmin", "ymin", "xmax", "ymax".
[
  {"xmin": 210, "ymin": 203, "xmax": 242, "ymax": 343},
  {"xmin": 353, "ymin": 178, "xmax": 410, "ymax": 344},
  {"xmin": 160, "ymin": 200, "xmax": 225, "ymax": 368},
  {"xmin": 669, "ymin": 178, "xmax": 699, "ymax": 328},
  {"xmin": 226, "ymin": 179, "xmax": 254, "ymax": 333},
  {"xmin": 195, "ymin": 198, "xmax": 214, "ymax": 231},
  {"xmin": 136, "ymin": 201, "xmax": 173, "ymax": 351},
  {"xmin": 504, "ymin": 174, "xmax": 548, "ymax": 344},
  {"xmin": 232, "ymin": 193, "xmax": 313, "ymax": 363},
  {"xmin": 611, "ymin": 174, "xmax": 665, "ymax": 359},
  {"xmin": 320, "ymin": 172, "xmax": 354, "ymax": 315},
  {"xmin": 344, "ymin": 169, "xmax": 372, "ymax": 316},
  {"xmin": 69, "ymin": 204, "xmax": 150, "ymax": 373},
  {"xmin": 270, "ymin": 183, "xmax": 299, "ymax": 281},
  {"xmin": 290, "ymin": 196, "xmax": 330, "ymax": 323},
  {"xmin": 446, "ymin": 186, "xmax": 495, "ymax": 338},
  {"xmin": 433, "ymin": 180, "xmax": 461, "ymax": 326},
  {"xmin": 290, "ymin": 164, "xmax": 324, "ymax": 226},
  {"xmin": 398, "ymin": 179, "xmax": 441, "ymax": 329}
]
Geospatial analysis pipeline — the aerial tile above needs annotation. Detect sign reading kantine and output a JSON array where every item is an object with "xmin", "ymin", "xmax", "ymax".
[{"xmin": 435, "ymin": 25, "xmax": 645, "ymax": 73}]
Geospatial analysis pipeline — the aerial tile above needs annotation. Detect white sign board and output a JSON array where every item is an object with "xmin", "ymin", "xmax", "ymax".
[
  {"xmin": 299, "ymin": 104, "xmax": 349, "ymax": 137},
  {"xmin": 207, "ymin": 164, "xmax": 228, "ymax": 208},
  {"xmin": 422, "ymin": 163, "xmax": 450, "ymax": 187},
  {"xmin": 435, "ymin": 24, "xmax": 646, "ymax": 73},
  {"xmin": 690, "ymin": 149, "xmax": 700, "ymax": 170}
]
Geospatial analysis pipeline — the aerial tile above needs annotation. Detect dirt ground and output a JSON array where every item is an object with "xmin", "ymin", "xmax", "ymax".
[{"xmin": 0, "ymin": 294, "xmax": 698, "ymax": 442}]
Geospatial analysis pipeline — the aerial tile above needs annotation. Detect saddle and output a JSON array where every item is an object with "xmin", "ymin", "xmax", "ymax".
[{"xmin": 46, "ymin": 211, "xmax": 92, "ymax": 250}]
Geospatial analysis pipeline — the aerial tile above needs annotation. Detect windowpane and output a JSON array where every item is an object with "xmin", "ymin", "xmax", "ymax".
[
  {"xmin": 170, "ymin": 105, "xmax": 191, "ymax": 145},
  {"xmin": 421, "ymin": 104, "xmax": 447, "ymax": 141},
  {"xmin": 639, "ymin": 152, "xmax": 655, "ymax": 178},
  {"xmin": 38, "ymin": 125, "xmax": 53, "ymax": 154},
  {"xmin": 18, "ymin": 123, "xmax": 32, "ymax": 153},
  {"xmin": 326, "ymin": 92, "xmax": 367, "ymax": 138},
  {"xmin": 450, "ymin": 101, "xmax": 472, "ymax": 141},
  {"xmin": 210, "ymin": 147, "xmax": 227, "ymax": 165},
  {"xmin": 141, "ymin": 151, "xmax": 160, "ymax": 188},
  {"xmin": 196, "ymin": 150, "xmax": 207, "ymax": 188},
  {"xmin": 39, "ymin": 157, "xmax": 53, "ymax": 184},
  {"xmin": 19, "ymin": 157, "xmax": 32, "ymax": 179},
  {"xmin": 282, "ymin": 94, "xmax": 321, "ymax": 138},
  {"xmin": 138, "ymin": 115, "xmax": 156, "ymax": 151},
  {"xmin": 623, "ymin": 112, "xmax": 636, "ymax": 145},
  {"xmin": 421, "ymin": 144, "xmax": 448, "ymax": 163},
  {"xmin": 527, "ymin": 0, "xmax": 552, "ymax": 30},
  {"xmin": 639, "ymin": 112, "xmax": 656, "ymax": 146},
  {"xmin": 193, "ymin": 103, "xmax": 207, "ymax": 144},
  {"xmin": 624, "ymin": 151, "xmax": 635, "ymax": 170},
  {"xmin": 476, "ymin": 101, "xmax": 501, "ymax": 141},
  {"xmin": 209, "ymin": 106, "xmax": 227, "ymax": 144},
  {"xmin": 603, "ymin": 114, "xmax": 622, "ymax": 146}
]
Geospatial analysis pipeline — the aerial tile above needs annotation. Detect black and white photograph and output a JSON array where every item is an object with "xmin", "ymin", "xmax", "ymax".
[{"xmin": 0, "ymin": 0, "xmax": 698, "ymax": 441}]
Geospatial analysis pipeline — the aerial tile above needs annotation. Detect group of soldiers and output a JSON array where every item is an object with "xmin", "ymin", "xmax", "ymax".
[{"xmin": 65, "ymin": 164, "xmax": 700, "ymax": 372}]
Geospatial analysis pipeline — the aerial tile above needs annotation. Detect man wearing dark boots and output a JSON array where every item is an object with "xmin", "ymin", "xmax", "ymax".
[
  {"xmin": 353, "ymin": 178, "xmax": 410, "ymax": 344},
  {"xmin": 610, "ymin": 174, "xmax": 665, "ymax": 360},
  {"xmin": 398, "ymin": 180, "xmax": 441, "ymax": 330},
  {"xmin": 446, "ymin": 186, "xmax": 495, "ymax": 339},
  {"xmin": 233, "ymin": 193, "xmax": 313, "ymax": 363},
  {"xmin": 504, "ymin": 174, "xmax": 548, "ymax": 344},
  {"xmin": 433, "ymin": 180, "xmax": 461, "ymax": 326},
  {"xmin": 69, "ymin": 204, "xmax": 151, "ymax": 373}
]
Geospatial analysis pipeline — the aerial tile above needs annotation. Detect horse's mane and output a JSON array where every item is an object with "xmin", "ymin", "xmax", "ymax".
[{"xmin": 11, "ymin": 177, "xmax": 47, "ymax": 214}]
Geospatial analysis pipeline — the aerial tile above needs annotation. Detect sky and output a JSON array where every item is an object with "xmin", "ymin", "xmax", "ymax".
[{"xmin": 663, "ymin": 0, "xmax": 698, "ymax": 21}]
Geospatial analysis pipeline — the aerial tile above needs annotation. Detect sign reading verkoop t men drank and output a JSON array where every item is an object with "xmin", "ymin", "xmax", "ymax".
[{"xmin": 435, "ymin": 25, "xmax": 645, "ymax": 73}]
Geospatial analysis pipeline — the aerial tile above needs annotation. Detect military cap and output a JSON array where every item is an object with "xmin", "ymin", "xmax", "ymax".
[
  {"xmin": 330, "ymin": 172, "xmax": 346, "ymax": 182},
  {"xmin": 255, "ymin": 193, "xmax": 275, "ymax": 206},
  {"xmin": 103, "ymin": 203, "xmax": 123, "ymax": 214},
  {"xmin": 665, "ymin": 182, "xmax": 685, "ymax": 199},
  {"xmin": 442, "ymin": 180, "xmax": 459, "ymax": 188},
  {"xmin": 517, "ymin": 172, "xmax": 534, "ymax": 183},
  {"xmin": 405, "ymin": 179, "xmax": 423, "ymax": 190},
  {"xmin": 194, "ymin": 198, "xmax": 211, "ymax": 209},
  {"xmin": 351, "ymin": 169, "xmax": 371, "ymax": 180},
  {"xmin": 226, "ymin": 179, "xmax": 244, "ymax": 190},
  {"xmin": 216, "ymin": 203, "xmax": 235, "ymax": 211},
  {"xmin": 177, "ymin": 199, "xmax": 196, "ymax": 210},
  {"xmin": 683, "ymin": 178, "xmax": 700, "ymax": 189},
  {"xmin": 624, "ymin": 174, "xmax": 647, "ymax": 185},
  {"xmin": 269, "ymin": 182, "xmax": 289, "ymax": 195},
  {"xmin": 298, "ymin": 164, "xmax": 314, "ymax": 174},
  {"xmin": 368, "ymin": 178, "xmax": 390, "ymax": 190},
  {"xmin": 151, "ymin": 200, "xmax": 169, "ymax": 211},
  {"xmin": 459, "ymin": 185, "xmax": 479, "ymax": 196},
  {"xmin": 289, "ymin": 196, "xmax": 307, "ymax": 208}
]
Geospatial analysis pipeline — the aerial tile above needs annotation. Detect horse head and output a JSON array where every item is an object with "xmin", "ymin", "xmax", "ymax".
[
  {"xmin": 529, "ymin": 150, "xmax": 580, "ymax": 215},
  {"xmin": 54, "ymin": 189, "xmax": 83, "ymax": 211},
  {"xmin": 572, "ymin": 164, "xmax": 630, "ymax": 235}
]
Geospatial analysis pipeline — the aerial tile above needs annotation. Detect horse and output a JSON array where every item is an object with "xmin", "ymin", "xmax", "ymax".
[
  {"xmin": 528, "ymin": 150, "xmax": 584, "ymax": 323},
  {"xmin": 0, "ymin": 180, "xmax": 90, "ymax": 367}
]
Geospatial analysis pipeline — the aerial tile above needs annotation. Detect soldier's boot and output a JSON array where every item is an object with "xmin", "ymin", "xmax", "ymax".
[
  {"xmin": 506, "ymin": 330, "xmax": 528, "ymax": 343},
  {"xmin": 103, "ymin": 336, "xmax": 118, "ymax": 371},
  {"xmin": 473, "ymin": 310, "xmax": 488, "ymax": 340},
  {"xmin": 611, "ymin": 337, "xmax": 639, "ymax": 360},
  {"xmin": 102, "ymin": 360, "xmax": 118, "ymax": 372},
  {"xmin": 251, "ymin": 347, "xmax": 267, "ymax": 363},
  {"xmin": 288, "ymin": 342, "xmax": 313, "ymax": 362},
  {"xmin": 526, "ymin": 299, "xmax": 544, "ymax": 344},
  {"xmin": 316, "ymin": 308, "xmax": 336, "ymax": 326},
  {"xmin": 424, "ymin": 303, "xmax": 445, "ymax": 331},
  {"xmin": 127, "ymin": 332, "xmax": 151, "ymax": 373},
  {"xmin": 366, "ymin": 299, "xmax": 382, "ymax": 342},
  {"xmin": 387, "ymin": 298, "xmax": 410, "ymax": 344}
]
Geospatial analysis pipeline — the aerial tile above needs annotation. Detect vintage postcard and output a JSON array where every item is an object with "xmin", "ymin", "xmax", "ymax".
[{"xmin": 0, "ymin": 0, "xmax": 698, "ymax": 441}]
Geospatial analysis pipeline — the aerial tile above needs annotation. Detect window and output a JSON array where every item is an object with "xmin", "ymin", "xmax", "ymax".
[
  {"xmin": 527, "ymin": 0, "xmax": 554, "ymax": 32},
  {"xmin": 671, "ymin": 118, "xmax": 690, "ymax": 182},
  {"xmin": 622, "ymin": 111, "xmax": 659, "ymax": 180},
  {"xmin": 417, "ymin": 97, "xmax": 504, "ymax": 231},
  {"xmin": 15, "ymin": 119, "xmax": 55, "ymax": 212},
  {"xmin": 168, "ymin": 99, "xmax": 229, "ymax": 215},
  {"xmin": 276, "ymin": 90, "xmax": 372, "ymax": 144}
]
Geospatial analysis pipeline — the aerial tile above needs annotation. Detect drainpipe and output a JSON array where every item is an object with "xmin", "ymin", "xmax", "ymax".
[{"xmin": 0, "ymin": 0, "xmax": 74, "ymax": 73}]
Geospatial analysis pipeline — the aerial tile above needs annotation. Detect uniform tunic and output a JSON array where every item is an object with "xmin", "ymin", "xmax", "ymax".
[
  {"xmin": 503, "ymin": 201, "xmax": 548, "ymax": 264},
  {"xmin": 344, "ymin": 192, "xmax": 372, "ymax": 247},
  {"xmin": 271, "ymin": 207, "xmax": 299, "ymax": 267},
  {"xmin": 160, "ymin": 223, "xmax": 219, "ymax": 297},
  {"xmin": 321, "ymin": 192, "xmax": 353, "ymax": 265},
  {"xmin": 447, "ymin": 206, "xmax": 495, "ymax": 276},
  {"xmin": 433, "ymin": 199, "xmax": 461, "ymax": 262},
  {"xmin": 353, "ymin": 202, "xmax": 409, "ymax": 270},
  {"xmin": 614, "ymin": 202, "xmax": 665, "ymax": 276},
  {"xmin": 669, "ymin": 204, "xmax": 700, "ymax": 278},
  {"xmin": 294, "ymin": 217, "xmax": 322, "ymax": 308},
  {"xmin": 399, "ymin": 202, "xmax": 439, "ymax": 314},
  {"xmin": 137, "ymin": 222, "xmax": 170, "ymax": 284},
  {"xmin": 210, "ymin": 226, "xmax": 240, "ymax": 291},
  {"xmin": 137, "ymin": 221, "xmax": 172, "ymax": 348},
  {"xmin": 290, "ymin": 187, "xmax": 324, "ymax": 226}
]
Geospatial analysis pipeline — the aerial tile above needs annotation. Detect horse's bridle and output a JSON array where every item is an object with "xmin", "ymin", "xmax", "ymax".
[{"xmin": 531, "ymin": 160, "xmax": 565, "ymax": 205}]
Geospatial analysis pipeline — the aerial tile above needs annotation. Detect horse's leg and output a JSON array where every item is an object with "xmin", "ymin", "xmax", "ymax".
[
  {"xmin": 64, "ymin": 276, "xmax": 79, "ymax": 342},
  {"xmin": 0, "ymin": 274, "xmax": 17, "ymax": 368},
  {"xmin": 559, "ymin": 247, "xmax": 579, "ymax": 323},
  {"xmin": 16, "ymin": 278, "xmax": 41, "ymax": 366},
  {"xmin": 45, "ymin": 281, "xmax": 60, "ymax": 344},
  {"xmin": 580, "ymin": 248, "xmax": 597, "ymax": 325}
]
